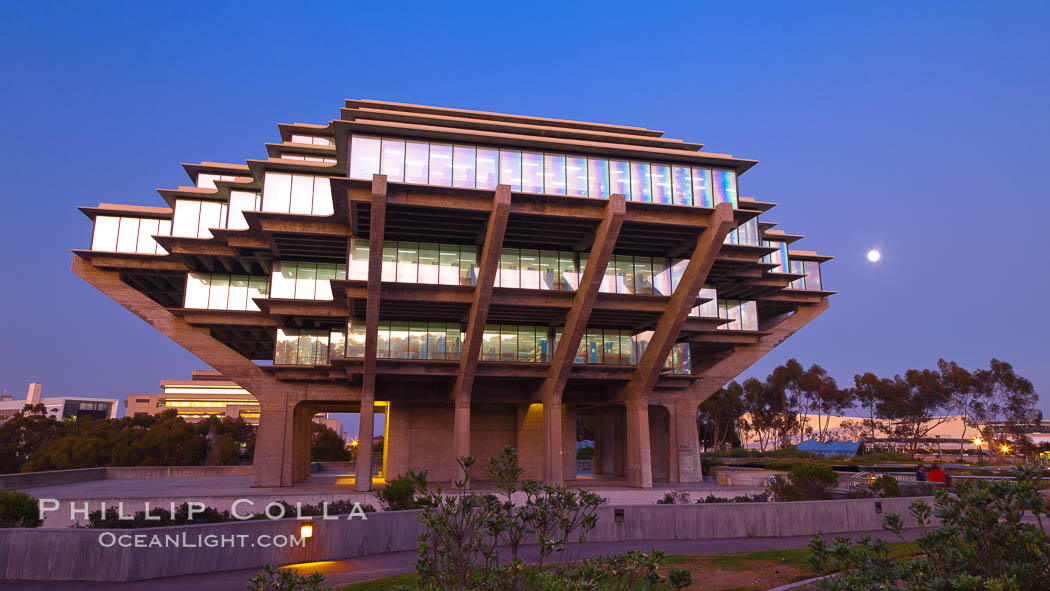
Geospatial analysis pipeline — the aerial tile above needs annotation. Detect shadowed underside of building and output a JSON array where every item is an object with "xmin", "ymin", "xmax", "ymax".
[{"xmin": 72, "ymin": 99, "xmax": 833, "ymax": 489}]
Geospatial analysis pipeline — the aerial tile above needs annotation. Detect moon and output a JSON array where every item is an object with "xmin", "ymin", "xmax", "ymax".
[{"xmin": 867, "ymin": 249, "xmax": 881, "ymax": 263}]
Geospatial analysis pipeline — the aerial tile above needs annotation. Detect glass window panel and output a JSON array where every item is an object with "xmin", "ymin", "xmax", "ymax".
[
  {"xmin": 612, "ymin": 255, "xmax": 632, "ymax": 294},
  {"xmin": 92, "ymin": 216, "xmax": 120, "ymax": 251},
  {"xmin": 519, "ymin": 249, "xmax": 539, "ymax": 290},
  {"xmin": 380, "ymin": 139, "xmax": 406, "ymax": 182},
  {"xmin": 116, "ymin": 217, "xmax": 140, "ymax": 252},
  {"xmin": 439, "ymin": 244, "xmax": 460, "ymax": 285},
  {"xmin": 777, "ymin": 242, "xmax": 790, "ymax": 274},
  {"xmin": 652, "ymin": 258, "xmax": 672, "ymax": 296},
  {"xmin": 517, "ymin": 326, "xmax": 535, "ymax": 362},
  {"xmin": 172, "ymin": 199, "xmax": 202, "ymax": 237},
  {"xmin": 262, "ymin": 173, "xmax": 292, "ymax": 213},
  {"xmin": 602, "ymin": 329, "xmax": 620, "ymax": 364},
  {"xmin": 482, "ymin": 325, "xmax": 500, "ymax": 361},
  {"xmin": 634, "ymin": 331, "xmax": 653, "ymax": 362},
  {"xmin": 559, "ymin": 251, "xmax": 577, "ymax": 291},
  {"xmin": 389, "ymin": 321, "xmax": 409, "ymax": 359},
  {"xmin": 196, "ymin": 173, "xmax": 219, "ymax": 189},
  {"xmin": 566, "ymin": 156, "xmax": 587, "ymax": 196},
  {"xmin": 418, "ymin": 243, "xmax": 439, "ymax": 284},
  {"xmin": 459, "ymin": 246, "xmax": 478, "ymax": 286},
  {"xmin": 349, "ymin": 238, "xmax": 370, "ymax": 280},
  {"xmin": 248, "ymin": 277, "xmax": 268, "ymax": 311},
  {"xmin": 539, "ymin": 251, "xmax": 559, "ymax": 290},
  {"xmin": 630, "ymin": 162, "xmax": 652, "ymax": 203},
  {"xmin": 499, "ymin": 249, "xmax": 520, "ymax": 288},
  {"xmin": 536, "ymin": 327, "xmax": 550, "ymax": 362},
  {"xmin": 396, "ymin": 243, "xmax": 418, "ymax": 283},
  {"xmin": 452, "ymin": 146, "xmax": 476, "ymax": 188},
  {"xmin": 618, "ymin": 331, "xmax": 635, "ymax": 365},
  {"xmin": 185, "ymin": 273, "xmax": 211, "ymax": 308},
  {"xmin": 498, "ymin": 150, "xmax": 521, "ymax": 190},
  {"xmin": 500, "ymin": 325, "xmax": 518, "ymax": 362},
  {"xmin": 312, "ymin": 177, "xmax": 333, "ymax": 216},
  {"xmin": 349, "ymin": 136, "xmax": 381, "ymax": 180},
  {"xmin": 429, "ymin": 144, "xmax": 453, "ymax": 186},
  {"xmin": 135, "ymin": 218, "xmax": 160, "ymax": 254},
  {"xmin": 698, "ymin": 285, "xmax": 718, "ymax": 318},
  {"xmin": 288, "ymin": 175, "xmax": 313, "ymax": 215},
  {"xmin": 651, "ymin": 164, "xmax": 673, "ymax": 204},
  {"xmin": 315, "ymin": 263, "xmax": 337, "ymax": 300},
  {"xmin": 207, "ymin": 275, "xmax": 230, "ymax": 310},
  {"xmin": 713, "ymin": 170, "xmax": 738, "ymax": 207},
  {"xmin": 587, "ymin": 158, "xmax": 610, "ymax": 199},
  {"xmin": 329, "ymin": 330, "xmax": 346, "ymax": 360},
  {"xmin": 227, "ymin": 191, "xmax": 257, "ymax": 230},
  {"xmin": 382, "ymin": 242, "xmax": 397, "ymax": 282},
  {"xmin": 692, "ymin": 168, "xmax": 713, "ymax": 207},
  {"xmin": 294, "ymin": 262, "xmax": 316, "ymax": 300},
  {"xmin": 346, "ymin": 320, "xmax": 366, "ymax": 358},
  {"xmin": 671, "ymin": 166, "xmax": 692, "ymax": 206},
  {"xmin": 669, "ymin": 258, "xmax": 688, "ymax": 292},
  {"xmin": 404, "ymin": 142, "xmax": 430, "ymax": 184},
  {"xmin": 741, "ymin": 300, "xmax": 758, "ymax": 330},
  {"xmin": 543, "ymin": 154, "xmax": 566, "ymax": 195},
  {"xmin": 633, "ymin": 257, "xmax": 654, "ymax": 294},
  {"xmin": 198, "ymin": 200, "xmax": 222, "ymax": 237},
  {"xmin": 585, "ymin": 328, "xmax": 603, "ymax": 364},
  {"xmin": 521, "ymin": 152, "xmax": 543, "ymax": 193},
  {"xmin": 227, "ymin": 276, "xmax": 249, "ymax": 311},
  {"xmin": 275, "ymin": 328, "xmax": 298, "ymax": 364},
  {"xmin": 609, "ymin": 160, "xmax": 631, "ymax": 200},
  {"xmin": 598, "ymin": 254, "xmax": 615, "ymax": 293},
  {"xmin": 475, "ymin": 148, "xmax": 498, "ymax": 190},
  {"xmin": 270, "ymin": 262, "xmax": 296, "ymax": 299},
  {"xmin": 445, "ymin": 325, "xmax": 461, "ymax": 360},
  {"xmin": 408, "ymin": 321, "xmax": 427, "ymax": 360}
]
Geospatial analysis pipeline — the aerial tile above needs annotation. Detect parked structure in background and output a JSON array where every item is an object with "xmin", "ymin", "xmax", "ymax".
[
  {"xmin": 126, "ymin": 370, "xmax": 346, "ymax": 435},
  {"xmin": 0, "ymin": 382, "xmax": 118, "ymax": 422},
  {"xmin": 73, "ymin": 99, "xmax": 833, "ymax": 488}
]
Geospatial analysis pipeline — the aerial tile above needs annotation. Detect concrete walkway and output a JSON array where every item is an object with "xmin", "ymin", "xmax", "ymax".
[{"xmin": 1, "ymin": 529, "xmax": 922, "ymax": 591}]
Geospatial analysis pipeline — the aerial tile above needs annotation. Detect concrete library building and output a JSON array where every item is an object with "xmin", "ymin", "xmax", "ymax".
[{"xmin": 73, "ymin": 99, "xmax": 832, "ymax": 489}]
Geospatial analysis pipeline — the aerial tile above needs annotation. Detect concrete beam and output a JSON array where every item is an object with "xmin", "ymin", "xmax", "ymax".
[
  {"xmin": 534, "ymin": 194, "xmax": 625, "ymax": 484},
  {"xmin": 356, "ymin": 175, "xmax": 388, "ymax": 491},
  {"xmin": 449, "ymin": 185, "xmax": 511, "ymax": 480}
]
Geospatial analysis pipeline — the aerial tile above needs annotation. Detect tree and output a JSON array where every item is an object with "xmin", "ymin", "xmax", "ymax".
[
  {"xmin": 698, "ymin": 381, "xmax": 745, "ymax": 449},
  {"xmin": 311, "ymin": 422, "xmax": 350, "ymax": 461},
  {"xmin": 971, "ymin": 358, "xmax": 1039, "ymax": 445},
  {"xmin": 739, "ymin": 377, "xmax": 796, "ymax": 450},
  {"xmin": 876, "ymin": 369, "xmax": 954, "ymax": 453}
]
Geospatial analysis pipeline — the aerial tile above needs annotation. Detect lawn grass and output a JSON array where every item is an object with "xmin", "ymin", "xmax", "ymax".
[{"xmin": 335, "ymin": 542, "xmax": 920, "ymax": 590}]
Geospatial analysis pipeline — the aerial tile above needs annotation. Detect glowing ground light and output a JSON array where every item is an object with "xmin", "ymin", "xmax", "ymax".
[{"xmin": 867, "ymin": 250, "xmax": 881, "ymax": 262}]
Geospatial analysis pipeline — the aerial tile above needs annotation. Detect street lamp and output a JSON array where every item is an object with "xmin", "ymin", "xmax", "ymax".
[
  {"xmin": 973, "ymin": 437, "xmax": 984, "ymax": 467},
  {"xmin": 1000, "ymin": 444, "xmax": 1011, "ymax": 455}
]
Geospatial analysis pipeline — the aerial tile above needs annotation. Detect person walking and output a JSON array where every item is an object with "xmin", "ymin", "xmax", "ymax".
[
  {"xmin": 916, "ymin": 464, "xmax": 928, "ymax": 482},
  {"xmin": 927, "ymin": 463, "xmax": 946, "ymax": 484}
]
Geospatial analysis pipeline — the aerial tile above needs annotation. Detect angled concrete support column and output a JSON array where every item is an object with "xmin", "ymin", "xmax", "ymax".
[
  {"xmin": 293, "ymin": 404, "xmax": 314, "ymax": 482},
  {"xmin": 667, "ymin": 398, "xmax": 702, "ymax": 483},
  {"xmin": 356, "ymin": 175, "xmax": 387, "ymax": 491},
  {"xmin": 562, "ymin": 403, "xmax": 577, "ymax": 481},
  {"xmin": 535, "ymin": 194, "xmax": 625, "ymax": 484},
  {"xmin": 617, "ymin": 203, "xmax": 735, "ymax": 487},
  {"xmin": 449, "ymin": 185, "xmax": 511, "ymax": 481}
]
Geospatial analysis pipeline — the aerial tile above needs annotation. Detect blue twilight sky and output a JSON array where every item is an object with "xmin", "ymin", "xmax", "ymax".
[{"xmin": 1, "ymin": 1, "xmax": 1048, "ymax": 437}]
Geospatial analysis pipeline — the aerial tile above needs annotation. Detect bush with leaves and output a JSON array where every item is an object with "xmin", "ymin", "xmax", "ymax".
[
  {"xmin": 656, "ymin": 491, "xmax": 691, "ymax": 504},
  {"xmin": 0, "ymin": 490, "xmax": 43, "ymax": 528},
  {"xmin": 769, "ymin": 463, "xmax": 839, "ymax": 501},
  {"xmin": 376, "ymin": 471, "xmax": 428, "ymax": 511},
  {"xmin": 246, "ymin": 564, "xmax": 324, "ymax": 591},
  {"xmin": 869, "ymin": 474, "xmax": 900, "ymax": 497},
  {"xmin": 809, "ymin": 463, "xmax": 1050, "ymax": 590},
  {"xmin": 410, "ymin": 445, "xmax": 692, "ymax": 590},
  {"xmin": 696, "ymin": 492, "xmax": 770, "ymax": 503}
]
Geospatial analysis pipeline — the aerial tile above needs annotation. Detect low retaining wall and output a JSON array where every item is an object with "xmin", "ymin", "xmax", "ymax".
[
  {"xmin": 0, "ymin": 497, "xmax": 933, "ymax": 583},
  {"xmin": 0, "ymin": 466, "xmax": 252, "ymax": 490}
]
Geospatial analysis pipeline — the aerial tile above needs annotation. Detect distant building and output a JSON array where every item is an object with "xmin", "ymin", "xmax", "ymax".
[
  {"xmin": 126, "ymin": 370, "xmax": 343, "ymax": 433},
  {"xmin": 0, "ymin": 383, "xmax": 118, "ymax": 422}
]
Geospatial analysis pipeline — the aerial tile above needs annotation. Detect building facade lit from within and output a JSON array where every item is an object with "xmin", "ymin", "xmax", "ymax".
[
  {"xmin": 73, "ymin": 99, "xmax": 833, "ymax": 488},
  {"xmin": 126, "ymin": 370, "xmax": 345, "ymax": 435},
  {"xmin": 0, "ymin": 383, "xmax": 118, "ymax": 422}
]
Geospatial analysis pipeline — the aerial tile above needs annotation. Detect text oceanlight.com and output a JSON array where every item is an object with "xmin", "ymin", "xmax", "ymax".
[{"xmin": 97, "ymin": 532, "xmax": 306, "ymax": 549}]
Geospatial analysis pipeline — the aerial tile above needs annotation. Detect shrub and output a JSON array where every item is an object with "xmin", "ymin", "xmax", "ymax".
[
  {"xmin": 0, "ymin": 490, "xmax": 43, "ymax": 528},
  {"xmin": 246, "ymin": 564, "xmax": 324, "ymax": 591},
  {"xmin": 869, "ymin": 474, "xmax": 899, "ymax": 497},
  {"xmin": 576, "ymin": 446, "xmax": 594, "ymax": 460},
  {"xmin": 656, "ymin": 491, "xmax": 691, "ymax": 504},
  {"xmin": 770, "ymin": 464, "xmax": 839, "ymax": 501},
  {"xmin": 854, "ymin": 450, "xmax": 913, "ymax": 463},
  {"xmin": 809, "ymin": 463, "xmax": 1050, "ymax": 591},
  {"xmin": 376, "ymin": 471, "xmax": 427, "ymax": 511},
  {"xmin": 696, "ymin": 492, "xmax": 770, "ymax": 503}
]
